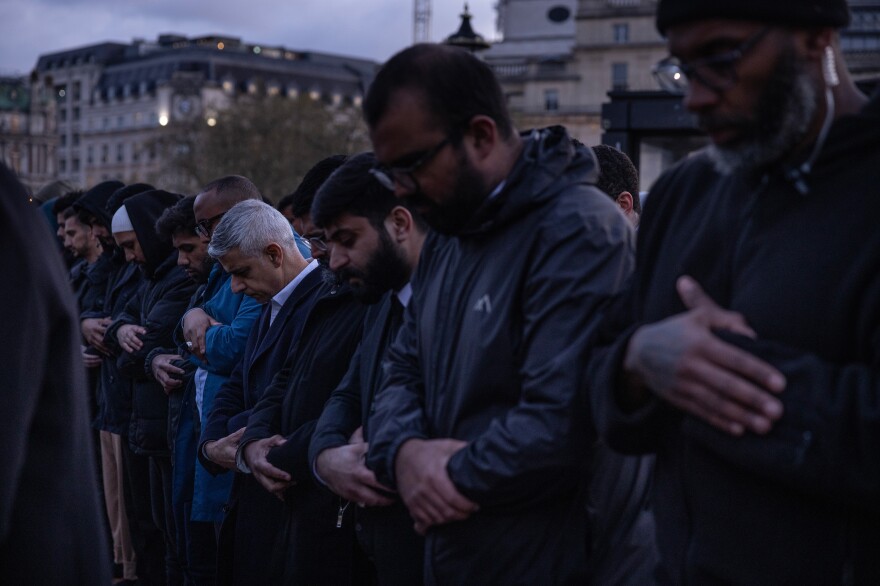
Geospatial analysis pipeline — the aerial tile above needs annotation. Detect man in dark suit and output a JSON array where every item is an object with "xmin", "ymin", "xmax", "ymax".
[
  {"xmin": 198, "ymin": 161, "xmax": 341, "ymax": 584},
  {"xmin": 0, "ymin": 163, "xmax": 111, "ymax": 584},
  {"xmin": 230, "ymin": 183, "xmax": 370, "ymax": 582},
  {"xmin": 308, "ymin": 152, "xmax": 428, "ymax": 585}
]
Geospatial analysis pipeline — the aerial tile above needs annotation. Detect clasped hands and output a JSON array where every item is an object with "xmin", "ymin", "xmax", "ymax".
[{"xmin": 624, "ymin": 275, "xmax": 787, "ymax": 436}]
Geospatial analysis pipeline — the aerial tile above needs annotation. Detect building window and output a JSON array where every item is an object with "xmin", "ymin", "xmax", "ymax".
[
  {"xmin": 544, "ymin": 89, "xmax": 559, "ymax": 111},
  {"xmin": 117, "ymin": 143, "xmax": 124, "ymax": 163},
  {"xmin": 59, "ymin": 108, "xmax": 67, "ymax": 123},
  {"xmin": 72, "ymin": 82, "xmax": 81, "ymax": 102},
  {"xmin": 132, "ymin": 144, "xmax": 139, "ymax": 163},
  {"xmin": 613, "ymin": 23, "xmax": 629, "ymax": 44},
  {"xmin": 87, "ymin": 145, "xmax": 94, "ymax": 164},
  {"xmin": 72, "ymin": 158, "xmax": 80, "ymax": 172},
  {"xmin": 60, "ymin": 134, "xmax": 67, "ymax": 147},
  {"xmin": 59, "ymin": 159, "xmax": 67, "ymax": 173},
  {"xmin": 73, "ymin": 107, "xmax": 80, "ymax": 121},
  {"xmin": 101, "ymin": 144, "xmax": 108, "ymax": 163},
  {"xmin": 72, "ymin": 133, "xmax": 80, "ymax": 146},
  {"xmin": 612, "ymin": 62, "xmax": 629, "ymax": 91}
]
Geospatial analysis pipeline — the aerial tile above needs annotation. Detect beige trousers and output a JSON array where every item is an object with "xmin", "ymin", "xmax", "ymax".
[{"xmin": 100, "ymin": 430, "xmax": 137, "ymax": 581}]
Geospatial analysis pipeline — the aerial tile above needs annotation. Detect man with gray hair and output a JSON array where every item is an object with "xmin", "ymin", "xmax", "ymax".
[
  {"xmin": 198, "ymin": 197, "xmax": 355, "ymax": 585},
  {"xmin": 228, "ymin": 194, "xmax": 369, "ymax": 583},
  {"xmin": 195, "ymin": 199, "xmax": 316, "ymax": 585}
]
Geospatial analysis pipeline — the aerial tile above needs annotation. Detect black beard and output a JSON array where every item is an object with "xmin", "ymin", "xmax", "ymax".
[
  {"xmin": 704, "ymin": 45, "xmax": 817, "ymax": 176},
  {"xmin": 406, "ymin": 150, "xmax": 488, "ymax": 236},
  {"xmin": 318, "ymin": 258, "xmax": 344, "ymax": 287},
  {"xmin": 338, "ymin": 228, "xmax": 410, "ymax": 304}
]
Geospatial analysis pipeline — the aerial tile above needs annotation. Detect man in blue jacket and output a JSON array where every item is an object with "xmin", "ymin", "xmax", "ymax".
[{"xmin": 149, "ymin": 196, "xmax": 261, "ymax": 585}]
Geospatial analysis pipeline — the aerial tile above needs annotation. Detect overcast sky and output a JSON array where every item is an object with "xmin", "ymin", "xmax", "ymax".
[{"xmin": 0, "ymin": 0, "xmax": 499, "ymax": 74}]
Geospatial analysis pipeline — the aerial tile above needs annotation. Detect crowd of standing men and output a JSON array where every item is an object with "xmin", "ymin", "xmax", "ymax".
[{"xmin": 3, "ymin": 0, "xmax": 880, "ymax": 584}]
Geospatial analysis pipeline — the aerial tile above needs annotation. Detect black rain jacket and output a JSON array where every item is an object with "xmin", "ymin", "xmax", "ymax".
[{"xmin": 367, "ymin": 126, "xmax": 634, "ymax": 585}]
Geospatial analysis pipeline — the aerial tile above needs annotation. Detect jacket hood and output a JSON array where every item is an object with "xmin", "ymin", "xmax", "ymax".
[
  {"xmin": 460, "ymin": 125, "xmax": 598, "ymax": 237},
  {"xmin": 107, "ymin": 183, "xmax": 155, "ymax": 215},
  {"xmin": 124, "ymin": 189, "xmax": 182, "ymax": 278},
  {"xmin": 74, "ymin": 180, "xmax": 125, "ymax": 227}
]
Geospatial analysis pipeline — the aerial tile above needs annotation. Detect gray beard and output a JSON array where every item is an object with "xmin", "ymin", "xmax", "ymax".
[{"xmin": 706, "ymin": 51, "xmax": 818, "ymax": 176}]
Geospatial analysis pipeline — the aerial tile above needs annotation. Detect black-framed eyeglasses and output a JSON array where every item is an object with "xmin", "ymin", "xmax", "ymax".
[
  {"xmin": 653, "ymin": 27, "xmax": 772, "ymax": 94},
  {"xmin": 369, "ymin": 137, "xmax": 451, "ymax": 193},
  {"xmin": 195, "ymin": 212, "xmax": 225, "ymax": 239}
]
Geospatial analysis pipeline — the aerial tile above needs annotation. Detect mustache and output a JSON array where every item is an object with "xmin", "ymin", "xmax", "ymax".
[{"xmin": 698, "ymin": 114, "xmax": 753, "ymax": 133}]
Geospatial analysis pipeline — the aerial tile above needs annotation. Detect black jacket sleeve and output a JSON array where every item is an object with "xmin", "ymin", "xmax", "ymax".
[
  {"xmin": 681, "ymin": 332, "xmax": 880, "ymax": 511},
  {"xmin": 308, "ymin": 343, "xmax": 365, "ymax": 470}
]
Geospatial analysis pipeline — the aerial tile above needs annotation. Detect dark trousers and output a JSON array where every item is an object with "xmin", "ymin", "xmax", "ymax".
[
  {"xmin": 122, "ymin": 442, "xmax": 166, "ymax": 586},
  {"xmin": 357, "ymin": 503, "xmax": 425, "ymax": 586},
  {"xmin": 150, "ymin": 455, "xmax": 184, "ymax": 586}
]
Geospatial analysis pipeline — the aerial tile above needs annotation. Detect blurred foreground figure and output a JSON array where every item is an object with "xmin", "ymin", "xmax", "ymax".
[
  {"xmin": 589, "ymin": 0, "xmax": 880, "ymax": 583},
  {"xmin": 0, "ymin": 163, "xmax": 111, "ymax": 583}
]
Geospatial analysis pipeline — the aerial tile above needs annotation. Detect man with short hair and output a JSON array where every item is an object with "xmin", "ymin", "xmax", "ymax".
[
  {"xmin": 309, "ymin": 152, "xmax": 429, "ymax": 585},
  {"xmin": 51, "ymin": 190, "xmax": 82, "ymax": 267},
  {"xmin": 363, "ymin": 44, "xmax": 634, "ymax": 584},
  {"xmin": 591, "ymin": 144, "xmax": 641, "ymax": 227},
  {"xmin": 224, "ymin": 193, "xmax": 369, "ymax": 584},
  {"xmin": 588, "ymin": 1, "xmax": 880, "ymax": 582},
  {"xmin": 197, "ymin": 162, "xmax": 343, "ymax": 585}
]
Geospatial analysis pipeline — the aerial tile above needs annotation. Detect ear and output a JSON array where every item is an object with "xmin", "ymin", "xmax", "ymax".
[
  {"xmin": 616, "ymin": 191, "xmax": 634, "ymax": 215},
  {"xmin": 800, "ymin": 27, "xmax": 835, "ymax": 60},
  {"xmin": 463, "ymin": 114, "xmax": 499, "ymax": 161},
  {"xmin": 264, "ymin": 243, "xmax": 284, "ymax": 268},
  {"xmin": 386, "ymin": 206, "xmax": 413, "ymax": 242}
]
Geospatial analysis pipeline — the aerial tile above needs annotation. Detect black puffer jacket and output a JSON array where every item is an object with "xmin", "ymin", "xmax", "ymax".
[
  {"xmin": 105, "ymin": 190, "xmax": 197, "ymax": 455},
  {"xmin": 366, "ymin": 126, "xmax": 634, "ymax": 585}
]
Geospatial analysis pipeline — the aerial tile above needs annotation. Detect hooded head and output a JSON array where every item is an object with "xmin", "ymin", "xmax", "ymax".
[{"xmin": 113, "ymin": 190, "xmax": 182, "ymax": 277}]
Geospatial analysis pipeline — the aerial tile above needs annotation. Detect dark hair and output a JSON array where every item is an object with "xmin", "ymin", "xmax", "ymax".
[
  {"xmin": 364, "ymin": 44, "xmax": 514, "ymax": 140},
  {"xmin": 277, "ymin": 193, "xmax": 295, "ymax": 213},
  {"xmin": 52, "ymin": 190, "xmax": 83, "ymax": 216},
  {"xmin": 312, "ymin": 152, "xmax": 421, "ymax": 230},
  {"xmin": 591, "ymin": 145, "xmax": 641, "ymax": 214},
  {"xmin": 76, "ymin": 208, "xmax": 100, "ymax": 228},
  {"xmin": 199, "ymin": 175, "xmax": 262, "ymax": 206},
  {"xmin": 291, "ymin": 155, "xmax": 348, "ymax": 218},
  {"xmin": 155, "ymin": 196, "xmax": 198, "ymax": 241}
]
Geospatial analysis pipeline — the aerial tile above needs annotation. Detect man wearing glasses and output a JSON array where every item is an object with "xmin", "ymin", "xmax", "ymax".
[
  {"xmin": 590, "ymin": 0, "xmax": 880, "ymax": 583},
  {"xmin": 363, "ymin": 44, "xmax": 634, "ymax": 583}
]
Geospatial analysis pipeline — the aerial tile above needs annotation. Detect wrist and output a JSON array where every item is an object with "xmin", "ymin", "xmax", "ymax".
[{"xmin": 619, "ymin": 331, "xmax": 652, "ymax": 412}]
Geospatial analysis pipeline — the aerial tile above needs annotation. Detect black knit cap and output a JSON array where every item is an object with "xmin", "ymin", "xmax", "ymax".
[{"xmin": 656, "ymin": 0, "xmax": 850, "ymax": 34}]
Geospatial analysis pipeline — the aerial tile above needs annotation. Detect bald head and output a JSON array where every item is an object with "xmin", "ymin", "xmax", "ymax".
[{"xmin": 194, "ymin": 175, "xmax": 262, "ymax": 238}]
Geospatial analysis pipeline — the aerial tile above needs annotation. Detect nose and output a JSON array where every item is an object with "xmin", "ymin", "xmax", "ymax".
[
  {"xmin": 328, "ymin": 248, "xmax": 348, "ymax": 273},
  {"xmin": 124, "ymin": 250, "xmax": 135, "ymax": 263},
  {"xmin": 683, "ymin": 77, "xmax": 720, "ymax": 113},
  {"xmin": 230, "ymin": 276, "xmax": 245, "ymax": 294},
  {"xmin": 177, "ymin": 253, "xmax": 189, "ymax": 267}
]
